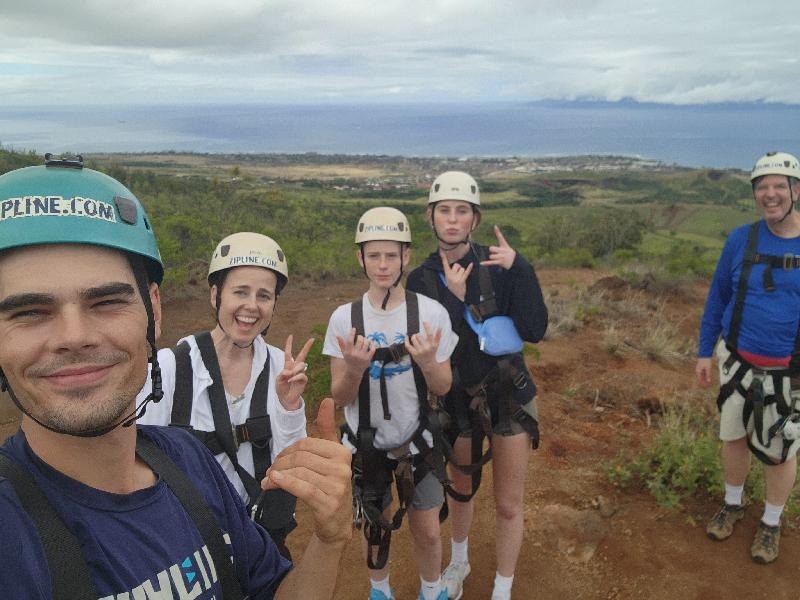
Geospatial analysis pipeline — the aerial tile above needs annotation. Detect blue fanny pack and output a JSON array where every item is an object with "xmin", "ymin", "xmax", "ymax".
[{"xmin": 464, "ymin": 309, "xmax": 524, "ymax": 356}]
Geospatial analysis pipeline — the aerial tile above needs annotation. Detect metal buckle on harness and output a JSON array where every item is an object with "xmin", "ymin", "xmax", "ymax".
[
  {"xmin": 353, "ymin": 494, "xmax": 365, "ymax": 529},
  {"xmin": 512, "ymin": 371, "xmax": 527, "ymax": 390},
  {"xmin": 783, "ymin": 253, "xmax": 799, "ymax": 270},
  {"xmin": 232, "ymin": 425, "xmax": 240, "ymax": 450},
  {"xmin": 768, "ymin": 413, "xmax": 800, "ymax": 441}
]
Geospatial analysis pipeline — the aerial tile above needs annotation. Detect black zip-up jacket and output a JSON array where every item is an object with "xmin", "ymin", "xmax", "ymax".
[{"xmin": 406, "ymin": 245, "xmax": 548, "ymax": 398}]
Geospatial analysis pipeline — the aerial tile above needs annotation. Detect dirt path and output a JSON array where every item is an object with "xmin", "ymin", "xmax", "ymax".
[{"xmin": 1, "ymin": 268, "xmax": 796, "ymax": 599}]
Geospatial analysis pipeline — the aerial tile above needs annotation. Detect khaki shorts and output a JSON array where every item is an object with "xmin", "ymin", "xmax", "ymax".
[
  {"xmin": 717, "ymin": 341, "xmax": 752, "ymax": 440},
  {"xmin": 716, "ymin": 341, "xmax": 793, "ymax": 442}
]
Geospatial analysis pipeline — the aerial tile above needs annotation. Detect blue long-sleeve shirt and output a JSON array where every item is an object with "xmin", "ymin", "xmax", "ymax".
[{"xmin": 698, "ymin": 220, "xmax": 800, "ymax": 360}]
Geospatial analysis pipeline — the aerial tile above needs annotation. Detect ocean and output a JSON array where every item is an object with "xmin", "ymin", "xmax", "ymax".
[{"xmin": 1, "ymin": 101, "xmax": 797, "ymax": 169}]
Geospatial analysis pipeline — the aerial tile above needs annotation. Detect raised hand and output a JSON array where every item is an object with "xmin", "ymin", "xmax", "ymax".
[
  {"xmin": 262, "ymin": 398, "xmax": 352, "ymax": 546},
  {"xmin": 275, "ymin": 334, "xmax": 315, "ymax": 410},
  {"xmin": 480, "ymin": 225, "xmax": 517, "ymax": 270},
  {"xmin": 404, "ymin": 321, "xmax": 442, "ymax": 370},
  {"xmin": 440, "ymin": 250, "xmax": 474, "ymax": 301},
  {"xmin": 336, "ymin": 327, "xmax": 376, "ymax": 376}
]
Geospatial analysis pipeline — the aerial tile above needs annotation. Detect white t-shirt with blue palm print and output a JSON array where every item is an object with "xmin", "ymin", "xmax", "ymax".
[{"xmin": 323, "ymin": 292, "xmax": 457, "ymax": 452}]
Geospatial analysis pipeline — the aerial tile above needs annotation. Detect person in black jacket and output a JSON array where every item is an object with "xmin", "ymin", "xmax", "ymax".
[{"xmin": 406, "ymin": 171, "xmax": 548, "ymax": 600}]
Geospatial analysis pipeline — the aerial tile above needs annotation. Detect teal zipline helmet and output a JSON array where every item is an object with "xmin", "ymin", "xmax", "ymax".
[
  {"xmin": 0, "ymin": 154, "xmax": 165, "ymax": 437},
  {"xmin": 0, "ymin": 155, "xmax": 163, "ymax": 283}
]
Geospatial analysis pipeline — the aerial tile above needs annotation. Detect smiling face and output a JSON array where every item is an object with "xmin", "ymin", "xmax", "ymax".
[
  {"xmin": 357, "ymin": 240, "xmax": 410, "ymax": 291},
  {"xmin": 0, "ymin": 244, "xmax": 160, "ymax": 434},
  {"xmin": 753, "ymin": 174, "xmax": 798, "ymax": 224},
  {"xmin": 211, "ymin": 266, "xmax": 277, "ymax": 345},
  {"xmin": 428, "ymin": 199, "xmax": 480, "ymax": 246}
]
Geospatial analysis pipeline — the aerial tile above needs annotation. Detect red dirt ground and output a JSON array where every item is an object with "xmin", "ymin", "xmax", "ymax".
[{"xmin": 1, "ymin": 268, "xmax": 796, "ymax": 599}]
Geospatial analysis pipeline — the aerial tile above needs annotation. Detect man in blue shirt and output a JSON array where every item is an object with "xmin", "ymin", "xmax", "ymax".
[
  {"xmin": 696, "ymin": 151, "xmax": 800, "ymax": 565},
  {"xmin": 0, "ymin": 156, "xmax": 352, "ymax": 598}
]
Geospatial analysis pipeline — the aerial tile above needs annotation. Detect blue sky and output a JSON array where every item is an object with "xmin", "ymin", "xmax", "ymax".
[{"xmin": 1, "ymin": 0, "xmax": 799, "ymax": 106}]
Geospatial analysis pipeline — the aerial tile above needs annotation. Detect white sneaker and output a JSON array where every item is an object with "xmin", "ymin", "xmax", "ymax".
[{"xmin": 441, "ymin": 561, "xmax": 471, "ymax": 600}]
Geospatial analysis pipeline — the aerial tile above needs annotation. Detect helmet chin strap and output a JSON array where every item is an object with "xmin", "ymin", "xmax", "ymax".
[
  {"xmin": 778, "ymin": 177, "xmax": 796, "ymax": 223},
  {"xmin": 0, "ymin": 261, "xmax": 163, "ymax": 438}
]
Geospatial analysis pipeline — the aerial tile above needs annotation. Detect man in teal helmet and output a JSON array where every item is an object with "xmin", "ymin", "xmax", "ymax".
[{"xmin": 0, "ymin": 156, "xmax": 352, "ymax": 599}]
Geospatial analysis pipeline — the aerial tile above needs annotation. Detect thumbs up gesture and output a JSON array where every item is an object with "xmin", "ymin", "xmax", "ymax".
[
  {"xmin": 480, "ymin": 225, "xmax": 517, "ymax": 270},
  {"xmin": 262, "ymin": 398, "xmax": 352, "ymax": 546}
]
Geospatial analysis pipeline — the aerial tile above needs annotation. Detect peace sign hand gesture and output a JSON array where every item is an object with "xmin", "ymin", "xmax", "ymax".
[
  {"xmin": 440, "ymin": 251, "xmax": 474, "ymax": 301},
  {"xmin": 404, "ymin": 321, "xmax": 442, "ymax": 371},
  {"xmin": 480, "ymin": 225, "xmax": 517, "ymax": 270},
  {"xmin": 276, "ymin": 334, "xmax": 315, "ymax": 411}
]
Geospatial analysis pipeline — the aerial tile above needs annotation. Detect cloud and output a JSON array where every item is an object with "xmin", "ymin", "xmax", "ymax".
[{"xmin": 1, "ymin": 0, "xmax": 799, "ymax": 105}]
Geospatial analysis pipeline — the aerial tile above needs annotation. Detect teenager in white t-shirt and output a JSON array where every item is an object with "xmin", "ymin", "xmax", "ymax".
[{"xmin": 323, "ymin": 207, "xmax": 457, "ymax": 600}]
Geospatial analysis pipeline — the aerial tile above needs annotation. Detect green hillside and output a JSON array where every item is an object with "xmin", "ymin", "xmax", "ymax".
[{"xmin": 0, "ymin": 149, "xmax": 761, "ymax": 287}]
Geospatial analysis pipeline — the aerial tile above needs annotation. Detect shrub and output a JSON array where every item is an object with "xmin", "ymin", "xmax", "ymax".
[
  {"xmin": 545, "ymin": 247, "xmax": 595, "ymax": 268},
  {"xmin": 603, "ymin": 400, "xmax": 800, "ymax": 518}
]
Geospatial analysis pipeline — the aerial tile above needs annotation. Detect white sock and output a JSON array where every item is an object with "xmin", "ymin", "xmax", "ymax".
[
  {"xmin": 491, "ymin": 572, "xmax": 514, "ymax": 599},
  {"xmin": 762, "ymin": 502, "xmax": 784, "ymax": 527},
  {"xmin": 724, "ymin": 483, "xmax": 744, "ymax": 506},
  {"xmin": 370, "ymin": 574, "xmax": 392, "ymax": 597},
  {"xmin": 420, "ymin": 577, "xmax": 443, "ymax": 600},
  {"xmin": 450, "ymin": 538, "xmax": 469, "ymax": 565}
]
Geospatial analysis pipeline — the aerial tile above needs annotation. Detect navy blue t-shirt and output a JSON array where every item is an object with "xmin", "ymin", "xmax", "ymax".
[{"xmin": 0, "ymin": 425, "xmax": 291, "ymax": 599}]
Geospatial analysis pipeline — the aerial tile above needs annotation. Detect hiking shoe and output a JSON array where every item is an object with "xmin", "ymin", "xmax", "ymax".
[
  {"xmin": 441, "ymin": 561, "xmax": 471, "ymax": 600},
  {"xmin": 706, "ymin": 502, "xmax": 746, "ymax": 541},
  {"xmin": 369, "ymin": 589, "xmax": 394, "ymax": 600},
  {"xmin": 751, "ymin": 521, "xmax": 781, "ymax": 564}
]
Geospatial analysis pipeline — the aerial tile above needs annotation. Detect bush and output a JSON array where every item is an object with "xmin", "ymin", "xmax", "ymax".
[
  {"xmin": 603, "ymin": 400, "xmax": 800, "ymax": 518},
  {"xmin": 545, "ymin": 247, "xmax": 595, "ymax": 268}
]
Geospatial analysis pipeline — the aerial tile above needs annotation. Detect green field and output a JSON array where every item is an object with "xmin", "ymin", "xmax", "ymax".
[{"xmin": 0, "ymin": 149, "xmax": 761, "ymax": 287}]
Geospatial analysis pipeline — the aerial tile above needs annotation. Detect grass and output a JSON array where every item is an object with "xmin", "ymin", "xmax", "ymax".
[
  {"xmin": 302, "ymin": 324, "xmax": 332, "ymax": 411},
  {"xmin": 604, "ymin": 399, "xmax": 800, "ymax": 519}
]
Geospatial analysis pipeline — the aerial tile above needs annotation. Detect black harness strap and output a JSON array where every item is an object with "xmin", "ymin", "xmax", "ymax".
[
  {"xmin": 467, "ymin": 244, "xmax": 500, "ymax": 322},
  {"xmin": 728, "ymin": 222, "xmax": 761, "ymax": 351},
  {"xmin": 172, "ymin": 340, "xmax": 194, "ymax": 425},
  {"xmin": 171, "ymin": 335, "xmax": 296, "ymax": 540},
  {"xmin": 349, "ymin": 290, "xmax": 443, "ymax": 570},
  {"xmin": 0, "ymin": 455, "xmax": 97, "ymax": 600},
  {"xmin": 718, "ymin": 344, "xmax": 796, "ymax": 465},
  {"xmin": 175, "ymin": 332, "xmax": 272, "ymax": 504},
  {"xmin": 136, "ymin": 433, "xmax": 243, "ymax": 600}
]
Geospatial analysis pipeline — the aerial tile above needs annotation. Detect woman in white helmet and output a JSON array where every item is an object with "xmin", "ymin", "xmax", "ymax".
[
  {"xmin": 697, "ymin": 151, "xmax": 800, "ymax": 565},
  {"xmin": 323, "ymin": 207, "xmax": 458, "ymax": 600},
  {"xmin": 138, "ymin": 232, "xmax": 313, "ymax": 559},
  {"xmin": 406, "ymin": 171, "xmax": 548, "ymax": 600}
]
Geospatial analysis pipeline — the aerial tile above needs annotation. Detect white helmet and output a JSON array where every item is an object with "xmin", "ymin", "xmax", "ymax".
[
  {"xmin": 355, "ymin": 207, "xmax": 411, "ymax": 244},
  {"xmin": 428, "ymin": 171, "xmax": 480, "ymax": 206},
  {"xmin": 208, "ymin": 232, "xmax": 288, "ymax": 286},
  {"xmin": 750, "ymin": 151, "xmax": 800, "ymax": 182}
]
